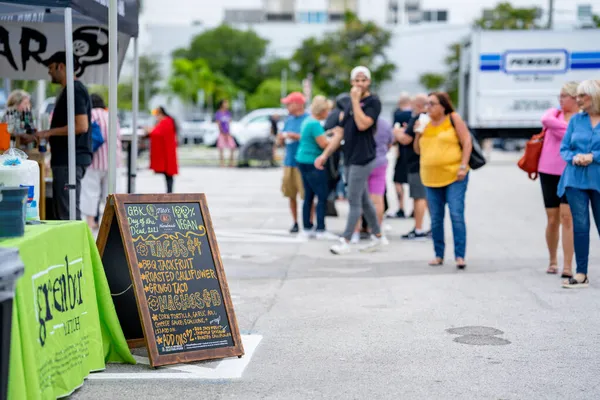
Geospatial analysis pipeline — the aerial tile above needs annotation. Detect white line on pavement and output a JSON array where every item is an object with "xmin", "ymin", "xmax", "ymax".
[{"xmin": 88, "ymin": 335, "xmax": 262, "ymax": 380}]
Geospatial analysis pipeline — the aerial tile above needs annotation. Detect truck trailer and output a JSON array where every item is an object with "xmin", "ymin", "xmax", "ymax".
[{"xmin": 458, "ymin": 29, "xmax": 600, "ymax": 140}]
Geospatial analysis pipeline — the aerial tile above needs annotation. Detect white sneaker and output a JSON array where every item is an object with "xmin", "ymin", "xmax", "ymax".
[
  {"xmin": 330, "ymin": 238, "xmax": 352, "ymax": 255},
  {"xmin": 299, "ymin": 229, "xmax": 315, "ymax": 239},
  {"xmin": 359, "ymin": 236, "xmax": 384, "ymax": 253},
  {"xmin": 350, "ymin": 232, "xmax": 361, "ymax": 244},
  {"xmin": 379, "ymin": 235, "xmax": 390, "ymax": 246},
  {"xmin": 315, "ymin": 231, "xmax": 339, "ymax": 241}
]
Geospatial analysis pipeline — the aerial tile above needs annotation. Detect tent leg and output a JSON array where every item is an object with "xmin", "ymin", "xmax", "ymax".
[
  {"xmin": 130, "ymin": 37, "xmax": 139, "ymax": 194},
  {"xmin": 64, "ymin": 8, "xmax": 77, "ymax": 221},
  {"xmin": 107, "ymin": 0, "xmax": 119, "ymax": 194}
]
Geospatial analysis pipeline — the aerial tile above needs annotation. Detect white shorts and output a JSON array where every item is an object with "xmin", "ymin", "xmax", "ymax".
[{"xmin": 80, "ymin": 169, "xmax": 124, "ymax": 218}]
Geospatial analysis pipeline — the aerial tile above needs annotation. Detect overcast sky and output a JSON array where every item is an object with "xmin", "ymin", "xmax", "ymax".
[{"xmin": 141, "ymin": 0, "xmax": 597, "ymax": 26}]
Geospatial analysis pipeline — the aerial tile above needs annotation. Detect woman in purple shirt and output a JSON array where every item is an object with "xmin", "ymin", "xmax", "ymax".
[
  {"xmin": 538, "ymin": 82, "xmax": 579, "ymax": 278},
  {"xmin": 215, "ymin": 99, "xmax": 237, "ymax": 167}
]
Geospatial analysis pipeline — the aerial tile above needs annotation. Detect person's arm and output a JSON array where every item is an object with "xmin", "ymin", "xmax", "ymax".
[
  {"xmin": 560, "ymin": 118, "xmax": 576, "ymax": 164},
  {"xmin": 285, "ymin": 132, "xmax": 301, "ymax": 140},
  {"xmin": 351, "ymin": 89, "xmax": 377, "ymax": 131},
  {"xmin": 216, "ymin": 115, "xmax": 225, "ymax": 135},
  {"xmin": 413, "ymin": 132, "xmax": 421, "ymax": 155},
  {"xmin": 541, "ymin": 108, "xmax": 567, "ymax": 139},
  {"xmin": 315, "ymin": 127, "xmax": 343, "ymax": 169},
  {"xmin": 312, "ymin": 123, "xmax": 329, "ymax": 149},
  {"xmin": 450, "ymin": 112, "xmax": 472, "ymax": 168},
  {"xmin": 394, "ymin": 124, "xmax": 414, "ymax": 145}
]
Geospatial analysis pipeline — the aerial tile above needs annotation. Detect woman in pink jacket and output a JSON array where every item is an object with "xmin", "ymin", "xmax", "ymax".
[{"xmin": 539, "ymin": 82, "xmax": 579, "ymax": 278}]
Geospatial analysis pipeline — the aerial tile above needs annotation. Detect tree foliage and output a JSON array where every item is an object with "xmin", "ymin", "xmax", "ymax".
[
  {"xmin": 594, "ymin": 15, "xmax": 600, "ymax": 27},
  {"xmin": 474, "ymin": 2, "xmax": 540, "ymax": 30},
  {"xmin": 167, "ymin": 58, "xmax": 238, "ymax": 107},
  {"xmin": 419, "ymin": 2, "xmax": 541, "ymax": 106},
  {"xmin": 292, "ymin": 12, "xmax": 395, "ymax": 95},
  {"xmin": 246, "ymin": 79, "xmax": 303, "ymax": 110},
  {"xmin": 418, "ymin": 73, "xmax": 446, "ymax": 92},
  {"xmin": 173, "ymin": 25, "xmax": 268, "ymax": 94}
]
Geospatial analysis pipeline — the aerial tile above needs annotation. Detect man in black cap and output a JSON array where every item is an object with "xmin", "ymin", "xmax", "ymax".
[{"xmin": 35, "ymin": 51, "xmax": 92, "ymax": 220}]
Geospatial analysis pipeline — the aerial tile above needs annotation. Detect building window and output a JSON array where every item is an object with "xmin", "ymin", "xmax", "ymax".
[
  {"xmin": 437, "ymin": 10, "xmax": 448, "ymax": 22},
  {"xmin": 422, "ymin": 10, "xmax": 432, "ymax": 22},
  {"xmin": 297, "ymin": 11, "xmax": 328, "ymax": 23},
  {"xmin": 329, "ymin": 13, "xmax": 344, "ymax": 21},
  {"xmin": 266, "ymin": 13, "xmax": 294, "ymax": 21}
]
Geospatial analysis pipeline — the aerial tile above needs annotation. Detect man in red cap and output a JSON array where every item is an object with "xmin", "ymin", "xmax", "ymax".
[{"xmin": 278, "ymin": 92, "xmax": 310, "ymax": 233}]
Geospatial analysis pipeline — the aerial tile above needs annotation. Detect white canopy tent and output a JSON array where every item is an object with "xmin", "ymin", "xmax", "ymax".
[{"xmin": 0, "ymin": 0, "xmax": 140, "ymax": 219}]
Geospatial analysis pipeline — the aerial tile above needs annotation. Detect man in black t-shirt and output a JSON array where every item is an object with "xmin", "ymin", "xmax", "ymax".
[
  {"xmin": 315, "ymin": 66, "xmax": 387, "ymax": 255},
  {"xmin": 35, "ymin": 51, "xmax": 92, "ymax": 220},
  {"xmin": 392, "ymin": 94, "xmax": 412, "ymax": 218},
  {"xmin": 393, "ymin": 94, "xmax": 430, "ymax": 240}
]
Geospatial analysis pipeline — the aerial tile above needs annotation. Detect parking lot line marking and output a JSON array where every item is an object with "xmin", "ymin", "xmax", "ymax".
[{"xmin": 88, "ymin": 335, "xmax": 262, "ymax": 380}]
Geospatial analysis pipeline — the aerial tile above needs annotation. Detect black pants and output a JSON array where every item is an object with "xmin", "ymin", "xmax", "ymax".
[
  {"xmin": 52, "ymin": 165, "xmax": 86, "ymax": 220},
  {"xmin": 165, "ymin": 174, "xmax": 174, "ymax": 193}
]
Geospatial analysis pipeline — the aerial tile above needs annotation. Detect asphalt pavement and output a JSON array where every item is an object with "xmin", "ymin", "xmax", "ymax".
[{"xmin": 74, "ymin": 150, "xmax": 600, "ymax": 400}]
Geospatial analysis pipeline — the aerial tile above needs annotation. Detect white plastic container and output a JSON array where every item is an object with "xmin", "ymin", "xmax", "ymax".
[{"xmin": 0, "ymin": 155, "xmax": 40, "ymax": 221}]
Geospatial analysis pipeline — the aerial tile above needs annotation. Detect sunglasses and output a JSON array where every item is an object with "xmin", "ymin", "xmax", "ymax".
[{"xmin": 426, "ymin": 101, "xmax": 440, "ymax": 107}]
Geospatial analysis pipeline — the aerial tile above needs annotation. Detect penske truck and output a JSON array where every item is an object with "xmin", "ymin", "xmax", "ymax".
[{"xmin": 458, "ymin": 29, "xmax": 600, "ymax": 139}]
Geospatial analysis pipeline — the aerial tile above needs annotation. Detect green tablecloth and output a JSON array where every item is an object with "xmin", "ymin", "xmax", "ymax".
[{"xmin": 1, "ymin": 221, "xmax": 135, "ymax": 399}]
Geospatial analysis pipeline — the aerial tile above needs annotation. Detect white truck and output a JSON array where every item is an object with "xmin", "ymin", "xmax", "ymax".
[{"xmin": 458, "ymin": 29, "xmax": 600, "ymax": 139}]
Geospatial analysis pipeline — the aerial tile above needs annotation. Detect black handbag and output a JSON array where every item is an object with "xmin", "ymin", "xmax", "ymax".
[{"xmin": 450, "ymin": 113, "xmax": 486, "ymax": 170}]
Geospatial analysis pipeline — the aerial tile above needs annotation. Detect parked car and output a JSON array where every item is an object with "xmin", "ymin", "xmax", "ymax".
[
  {"xmin": 203, "ymin": 108, "xmax": 288, "ymax": 147},
  {"xmin": 179, "ymin": 118, "xmax": 208, "ymax": 145}
]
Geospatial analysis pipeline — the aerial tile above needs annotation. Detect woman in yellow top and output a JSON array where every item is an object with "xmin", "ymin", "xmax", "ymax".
[{"xmin": 414, "ymin": 92, "xmax": 472, "ymax": 269}]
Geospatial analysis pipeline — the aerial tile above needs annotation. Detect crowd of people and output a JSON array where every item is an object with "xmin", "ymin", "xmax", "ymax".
[
  {"xmin": 273, "ymin": 67, "xmax": 600, "ymax": 289},
  {"xmin": 4, "ymin": 56, "xmax": 599, "ymax": 290}
]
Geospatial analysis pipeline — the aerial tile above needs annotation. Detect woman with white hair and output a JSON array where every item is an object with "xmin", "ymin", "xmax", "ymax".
[
  {"xmin": 295, "ymin": 95, "xmax": 332, "ymax": 238},
  {"xmin": 558, "ymin": 80, "xmax": 600, "ymax": 289},
  {"xmin": 538, "ymin": 82, "xmax": 578, "ymax": 278},
  {"xmin": 6, "ymin": 89, "xmax": 31, "ymax": 112}
]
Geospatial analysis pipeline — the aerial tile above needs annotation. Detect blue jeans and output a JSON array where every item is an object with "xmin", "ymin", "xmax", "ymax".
[
  {"xmin": 426, "ymin": 174, "xmax": 469, "ymax": 260},
  {"xmin": 565, "ymin": 187, "xmax": 600, "ymax": 275},
  {"xmin": 298, "ymin": 163, "xmax": 329, "ymax": 231}
]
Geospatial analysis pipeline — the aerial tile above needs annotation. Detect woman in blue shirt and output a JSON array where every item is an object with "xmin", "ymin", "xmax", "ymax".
[
  {"xmin": 296, "ymin": 95, "xmax": 332, "ymax": 238},
  {"xmin": 558, "ymin": 80, "xmax": 600, "ymax": 289}
]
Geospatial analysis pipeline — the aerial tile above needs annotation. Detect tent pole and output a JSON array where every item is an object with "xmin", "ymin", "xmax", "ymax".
[
  {"xmin": 130, "ymin": 37, "xmax": 139, "ymax": 194},
  {"xmin": 107, "ymin": 0, "xmax": 118, "ymax": 194},
  {"xmin": 64, "ymin": 8, "xmax": 77, "ymax": 220}
]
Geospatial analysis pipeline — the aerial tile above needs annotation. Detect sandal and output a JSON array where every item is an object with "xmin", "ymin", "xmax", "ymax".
[
  {"xmin": 562, "ymin": 275, "xmax": 589, "ymax": 289},
  {"xmin": 429, "ymin": 258, "xmax": 444, "ymax": 267},
  {"xmin": 561, "ymin": 270, "xmax": 573, "ymax": 279},
  {"xmin": 546, "ymin": 265, "xmax": 559, "ymax": 275}
]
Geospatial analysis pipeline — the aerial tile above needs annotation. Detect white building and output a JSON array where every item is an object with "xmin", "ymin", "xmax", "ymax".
[{"xmin": 136, "ymin": 0, "xmax": 595, "ymax": 119}]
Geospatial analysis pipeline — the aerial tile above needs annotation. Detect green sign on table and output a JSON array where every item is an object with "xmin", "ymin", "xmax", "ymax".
[{"xmin": 1, "ymin": 222, "xmax": 135, "ymax": 400}]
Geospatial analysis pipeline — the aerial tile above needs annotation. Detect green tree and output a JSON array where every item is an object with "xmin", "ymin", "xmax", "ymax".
[
  {"xmin": 138, "ymin": 54, "xmax": 162, "ymax": 108},
  {"xmin": 261, "ymin": 57, "xmax": 292, "ymax": 80},
  {"xmin": 474, "ymin": 2, "xmax": 540, "ymax": 30},
  {"xmin": 167, "ymin": 58, "xmax": 238, "ymax": 107},
  {"xmin": 173, "ymin": 25, "xmax": 268, "ymax": 93},
  {"xmin": 246, "ymin": 79, "xmax": 322, "ymax": 110},
  {"xmin": 419, "ymin": 3, "xmax": 540, "ymax": 106},
  {"xmin": 292, "ymin": 12, "xmax": 395, "ymax": 95},
  {"xmin": 11, "ymin": 81, "xmax": 61, "ymax": 99},
  {"xmin": 418, "ymin": 73, "xmax": 446, "ymax": 91},
  {"xmin": 594, "ymin": 15, "xmax": 600, "ymax": 27},
  {"xmin": 88, "ymin": 83, "xmax": 137, "ymax": 110}
]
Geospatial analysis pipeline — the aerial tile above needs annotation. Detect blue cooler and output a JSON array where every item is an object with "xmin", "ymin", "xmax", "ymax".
[{"xmin": 0, "ymin": 187, "xmax": 28, "ymax": 239}]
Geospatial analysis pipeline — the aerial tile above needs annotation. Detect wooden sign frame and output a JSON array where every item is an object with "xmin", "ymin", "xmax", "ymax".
[{"xmin": 96, "ymin": 193, "xmax": 244, "ymax": 367}]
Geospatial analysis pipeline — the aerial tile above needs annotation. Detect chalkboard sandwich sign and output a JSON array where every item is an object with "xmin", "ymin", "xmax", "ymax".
[{"xmin": 97, "ymin": 194, "xmax": 244, "ymax": 367}]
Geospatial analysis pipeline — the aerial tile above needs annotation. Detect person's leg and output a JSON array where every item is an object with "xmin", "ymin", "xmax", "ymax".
[
  {"xmin": 370, "ymin": 194, "xmax": 384, "ymax": 226},
  {"xmin": 218, "ymin": 148, "xmax": 224, "ymax": 167},
  {"xmin": 565, "ymin": 187, "xmax": 590, "ymax": 277},
  {"xmin": 426, "ymin": 186, "xmax": 446, "ymax": 262},
  {"xmin": 407, "ymin": 172, "xmax": 428, "ymax": 233},
  {"xmin": 590, "ymin": 190, "xmax": 600, "ymax": 238},
  {"xmin": 559, "ymin": 202, "xmax": 574, "ymax": 277},
  {"xmin": 298, "ymin": 164, "xmax": 315, "ymax": 231},
  {"xmin": 446, "ymin": 174, "xmax": 469, "ymax": 266},
  {"xmin": 165, "ymin": 174, "xmax": 174, "ymax": 193},
  {"xmin": 229, "ymin": 145, "xmax": 236, "ymax": 167},
  {"xmin": 80, "ymin": 168, "xmax": 102, "ymax": 228},
  {"xmin": 341, "ymin": 164, "xmax": 372, "ymax": 241},
  {"xmin": 75, "ymin": 166, "xmax": 86, "ymax": 221},
  {"xmin": 52, "ymin": 166, "xmax": 70, "ymax": 220},
  {"xmin": 395, "ymin": 182, "xmax": 405, "ymax": 216},
  {"xmin": 540, "ymin": 173, "xmax": 561, "ymax": 272},
  {"xmin": 313, "ymin": 167, "xmax": 329, "ymax": 231},
  {"xmin": 359, "ymin": 162, "xmax": 381, "ymax": 237}
]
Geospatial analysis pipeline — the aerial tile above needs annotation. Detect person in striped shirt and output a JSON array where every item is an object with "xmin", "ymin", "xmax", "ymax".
[{"xmin": 80, "ymin": 93, "xmax": 122, "ymax": 229}]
